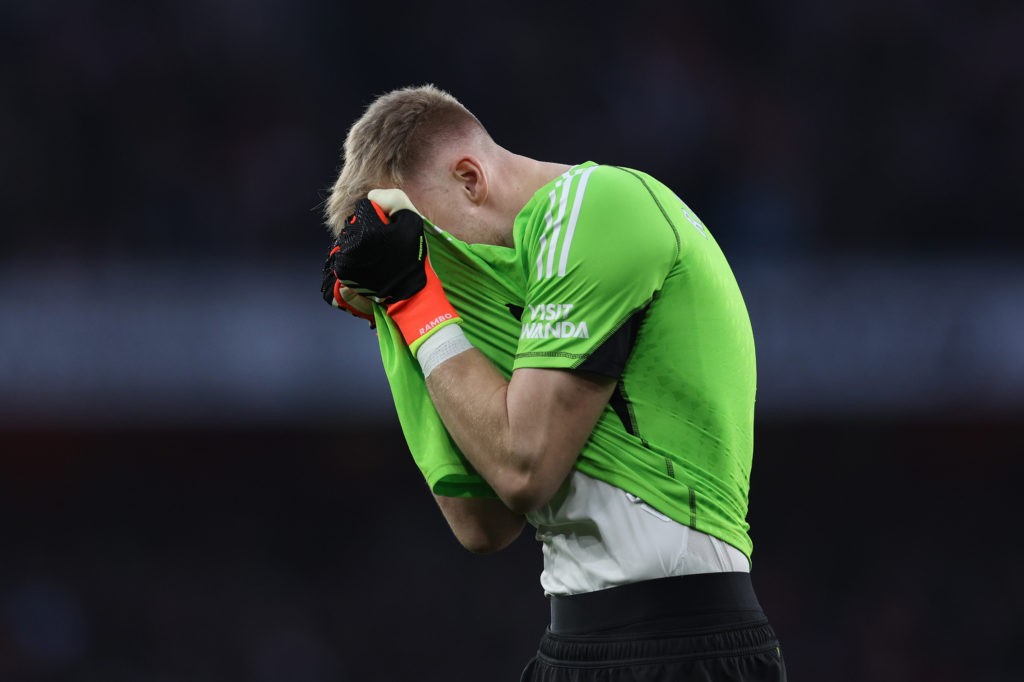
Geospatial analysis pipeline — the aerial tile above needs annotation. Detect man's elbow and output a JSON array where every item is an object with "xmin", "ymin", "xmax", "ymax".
[
  {"xmin": 455, "ymin": 525, "xmax": 522, "ymax": 554},
  {"xmin": 496, "ymin": 469, "xmax": 557, "ymax": 516}
]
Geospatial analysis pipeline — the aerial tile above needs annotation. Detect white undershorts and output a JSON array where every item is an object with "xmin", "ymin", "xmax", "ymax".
[{"xmin": 526, "ymin": 471, "xmax": 750, "ymax": 596}]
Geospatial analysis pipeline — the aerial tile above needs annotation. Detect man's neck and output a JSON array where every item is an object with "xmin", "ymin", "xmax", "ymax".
[
  {"xmin": 510, "ymin": 154, "xmax": 573, "ymax": 207},
  {"xmin": 493, "ymin": 153, "xmax": 573, "ymax": 245}
]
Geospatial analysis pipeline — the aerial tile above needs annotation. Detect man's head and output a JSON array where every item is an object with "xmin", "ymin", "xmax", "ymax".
[
  {"xmin": 326, "ymin": 85, "xmax": 559, "ymax": 247},
  {"xmin": 323, "ymin": 84, "xmax": 491, "ymax": 242}
]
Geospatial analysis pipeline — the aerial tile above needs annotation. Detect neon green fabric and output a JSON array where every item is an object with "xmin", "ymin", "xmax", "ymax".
[
  {"xmin": 373, "ymin": 307, "xmax": 495, "ymax": 498},
  {"xmin": 382, "ymin": 162, "xmax": 757, "ymax": 558}
]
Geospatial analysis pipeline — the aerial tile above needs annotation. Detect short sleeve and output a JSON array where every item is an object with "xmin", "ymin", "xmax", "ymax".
[{"xmin": 513, "ymin": 166, "xmax": 678, "ymax": 375}]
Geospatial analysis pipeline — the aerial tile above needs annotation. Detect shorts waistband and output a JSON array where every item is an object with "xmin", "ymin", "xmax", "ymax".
[{"xmin": 549, "ymin": 572, "xmax": 764, "ymax": 635}]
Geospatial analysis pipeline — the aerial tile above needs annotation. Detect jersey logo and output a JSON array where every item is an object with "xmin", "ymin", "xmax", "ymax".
[
  {"xmin": 535, "ymin": 166, "xmax": 598, "ymax": 280},
  {"xmin": 519, "ymin": 303, "xmax": 589, "ymax": 339}
]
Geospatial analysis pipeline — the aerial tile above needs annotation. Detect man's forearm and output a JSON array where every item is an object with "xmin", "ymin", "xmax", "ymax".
[
  {"xmin": 424, "ymin": 347, "xmax": 614, "ymax": 514},
  {"xmin": 425, "ymin": 348, "xmax": 528, "ymax": 508},
  {"xmin": 433, "ymin": 494, "xmax": 525, "ymax": 553}
]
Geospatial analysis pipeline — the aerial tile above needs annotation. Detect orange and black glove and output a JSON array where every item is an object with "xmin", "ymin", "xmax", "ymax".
[
  {"xmin": 328, "ymin": 190, "xmax": 462, "ymax": 354},
  {"xmin": 321, "ymin": 244, "xmax": 375, "ymax": 326}
]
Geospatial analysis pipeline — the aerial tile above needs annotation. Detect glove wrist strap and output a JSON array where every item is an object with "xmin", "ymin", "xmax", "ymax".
[{"xmin": 386, "ymin": 256, "xmax": 461, "ymax": 355}]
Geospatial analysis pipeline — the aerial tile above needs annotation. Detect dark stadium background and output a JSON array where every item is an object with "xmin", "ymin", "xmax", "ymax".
[{"xmin": 2, "ymin": 2, "xmax": 1022, "ymax": 680}]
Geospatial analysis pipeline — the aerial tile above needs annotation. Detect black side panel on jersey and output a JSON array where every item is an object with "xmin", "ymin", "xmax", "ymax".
[
  {"xmin": 609, "ymin": 383, "xmax": 639, "ymax": 438},
  {"xmin": 574, "ymin": 305, "xmax": 648, "ymax": 379},
  {"xmin": 575, "ymin": 304, "xmax": 651, "ymax": 441}
]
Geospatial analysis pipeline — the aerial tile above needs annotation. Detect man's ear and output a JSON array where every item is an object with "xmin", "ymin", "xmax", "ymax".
[{"xmin": 453, "ymin": 157, "xmax": 488, "ymax": 206}]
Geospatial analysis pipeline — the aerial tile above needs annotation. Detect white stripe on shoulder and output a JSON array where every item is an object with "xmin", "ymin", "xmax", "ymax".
[
  {"xmin": 534, "ymin": 167, "xmax": 589, "ymax": 280},
  {"xmin": 536, "ymin": 186, "xmax": 558, "ymax": 279},
  {"xmin": 556, "ymin": 166, "xmax": 597, "ymax": 277},
  {"xmin": 546, "ymin": 177, "xmax": 573, "ymax": 278}
]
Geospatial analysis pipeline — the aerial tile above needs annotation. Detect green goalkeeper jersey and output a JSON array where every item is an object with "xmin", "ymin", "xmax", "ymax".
[{"xmin": 418, "ymin": 162, "xmax": 757, "ymax": 559}]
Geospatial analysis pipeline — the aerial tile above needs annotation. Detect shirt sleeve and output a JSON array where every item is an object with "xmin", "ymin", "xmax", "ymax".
[{"xmin": 513, "ymin": 166, "xmax": 679, "ymax": 376}]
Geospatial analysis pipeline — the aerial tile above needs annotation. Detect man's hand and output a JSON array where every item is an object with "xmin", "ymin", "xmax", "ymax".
[
  {"xmin": 331, "ymin": 196, "xmax": 426, "ymax": 302},
  {"xmin": 330, "ymin": 189, "xmax": 463, "ymax": 355},
  {"xmin": 321, "ymin": 244, "xmax": 375, "ymax": 325}
]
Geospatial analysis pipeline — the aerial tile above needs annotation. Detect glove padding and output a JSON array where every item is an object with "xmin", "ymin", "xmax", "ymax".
[
  {"xmin": 331, "ymin": 198, "xmax": 426, "ymax": 303},
  {"xmin": 321, "ymin": 244, "xmax": 375, "ymax": 324}
]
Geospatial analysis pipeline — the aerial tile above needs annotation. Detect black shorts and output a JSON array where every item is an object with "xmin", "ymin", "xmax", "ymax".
[{"xmin": 520, "ymin": 573, "xmax": 786, "ymax": 682}]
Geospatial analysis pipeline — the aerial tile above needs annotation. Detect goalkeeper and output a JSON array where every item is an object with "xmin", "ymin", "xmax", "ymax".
[{"xmin": 321, "ymin": 85, "xmax": 786, "ymax": 681}]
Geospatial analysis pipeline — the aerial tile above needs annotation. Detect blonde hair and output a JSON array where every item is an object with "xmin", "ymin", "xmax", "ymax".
[{"xmin": 325, "ymin": 84, "xmax": 486, "ymax": 237}]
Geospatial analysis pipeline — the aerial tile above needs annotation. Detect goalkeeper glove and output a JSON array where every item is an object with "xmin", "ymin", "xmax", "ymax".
[
  {"xmin": 321, "ymin": 244, "xmax": 375, "ymax": 325},
  {"xmin": 330, "ymin": 189, "xmax": 462, "ymax": 355}
]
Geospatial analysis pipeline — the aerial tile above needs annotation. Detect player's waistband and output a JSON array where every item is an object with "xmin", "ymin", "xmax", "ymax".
[{"xmin": 548, "ymin": 572, "xmax": 764, "ymax": 635}]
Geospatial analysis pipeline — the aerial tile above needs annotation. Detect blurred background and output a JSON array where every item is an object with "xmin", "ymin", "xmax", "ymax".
[{"xmin": 2, "ymin": 0, "xmax": 1022, "ymax": 680}]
